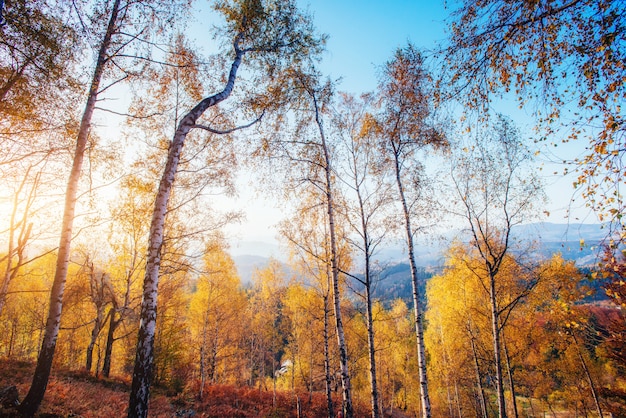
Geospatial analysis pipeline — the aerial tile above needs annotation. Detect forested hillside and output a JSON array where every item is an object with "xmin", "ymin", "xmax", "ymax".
[{"xmin": 1, "ymin": 0, "xmax": 624, "ymax": 417}]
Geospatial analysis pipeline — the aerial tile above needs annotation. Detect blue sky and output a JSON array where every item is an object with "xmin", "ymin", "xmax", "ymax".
[
  {"xmin": 300, "ymin": 0, "xmax": 449, "ymax": 93},
  {"xmin": 193, "ymin": 1, "xmax": 597, "ymax": 250},
  {"xmin": 224, "ymin": 2, "xmax": 456, "ymax": 247}
]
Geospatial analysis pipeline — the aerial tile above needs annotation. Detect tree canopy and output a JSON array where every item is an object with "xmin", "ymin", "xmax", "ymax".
[{"xmin": 444, "ymin": 0, "xmax": 625, "ymax": 240}]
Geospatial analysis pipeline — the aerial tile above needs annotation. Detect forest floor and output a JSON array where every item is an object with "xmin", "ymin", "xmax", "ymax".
[{"xmin": 0, "ymin": 358, "xmax": 382, "ymax": 417}]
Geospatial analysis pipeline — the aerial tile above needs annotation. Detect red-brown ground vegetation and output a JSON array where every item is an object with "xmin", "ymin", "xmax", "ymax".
[{"xmin": 0, "ymin": 359, "xmax": 373, "ymax": 417}]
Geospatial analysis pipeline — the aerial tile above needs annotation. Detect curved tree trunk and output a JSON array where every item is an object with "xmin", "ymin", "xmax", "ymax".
[
  {"xmin": 127, "ymin": 44, "xmax": 244, "ymax": 418},
  {"xmin": 86, "ymin": 308, "xmax": 108, "ymax": 373},
  {"xmin": 18, "ymin": 2, "xmax": 122, "ymax": 415}
]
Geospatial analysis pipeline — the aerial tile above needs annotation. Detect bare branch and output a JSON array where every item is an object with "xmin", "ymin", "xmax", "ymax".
[{"xmin": 193, "ymin": 110, "xmax": 265, "ymax": 135}]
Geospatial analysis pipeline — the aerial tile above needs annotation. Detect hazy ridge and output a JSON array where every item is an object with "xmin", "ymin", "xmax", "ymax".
[{"xmin": 230, "ymin": 222, "xmax": 608, "ymax": 285}]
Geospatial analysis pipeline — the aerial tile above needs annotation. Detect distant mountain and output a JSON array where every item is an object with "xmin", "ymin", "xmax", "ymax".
[
  {"xmin": 511, "ymin": 222, "xmax": 607, "ymax": 242},
  {"xmin": 231, "ymin": 254, "xmax": 271, "ymax": 285},
  {"xmin": 229, "ymin": 222, "xmax": 609, "ymax": 292},
  {"xmin": 509, "ymin": 222, "xmax": 607, "ymax": 266},
  {"xmin": 229, "ymin": 240, "xmax": 289, "ymax": 284},
  {"xmin": 228, "ymin": 240, "xmax": 283, "ymax": 259},
  {"xmin": 231, "ymin": 253, "xmax": 297, "ymax": 285},
  {"xmin": 363, "ymin": 222, "xmax": 608, "ymax": 304}
]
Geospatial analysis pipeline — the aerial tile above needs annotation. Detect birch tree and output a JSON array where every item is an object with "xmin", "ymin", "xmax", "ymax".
[
  {"xmin": 264, "ymin": 72, "xmax": 359, "ymax": 417},
  {"xmin": 449, "ymin": 116, "xmax": 544, "ymax": 418},
  {"xmin": 334, "ymin": 93, "xmax": 394, "ymax": 418},
  {"xmin": 306, "ymin": 79, "xmax": 355, "ymax": 418},
  {"xmin": 280, "ymin": 198, "xmax": 342, "ymax": 417},
  {"xmin": 443, "ymin": 0, "xmax": 626, "ymax": 244},
  {"xmin": 372, "ymin": 44, "xmax": 447, "ymax": 418},
  {"xmin": 189, "ymin": 244, "xmax": 244, "ymax": 396},
  {"xmin": 273, "ymin": 89, "xmax": 356, "ymax": 414},
  {"xmin": 127, "ymin": 1, "xmax": 322, "ymax": 415},
  {"xmin": 19, "ymin": 1, "xmax": 189, "ymax": 414}
]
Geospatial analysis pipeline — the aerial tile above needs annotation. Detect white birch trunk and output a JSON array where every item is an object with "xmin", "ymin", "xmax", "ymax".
[
  {"xmin": 311, "ymin": 93, "xmax": 354, "ymax": 418},
  {"xmin": 489, "ymin": 273, "xmax": 507, "ymax": 418},
  {"xmin": 19, "ymin": 1, "xmax": 122, "ymax": 415},
  {"xmin": 502, "ymin": 332, "xmax": 519, "ymax": 418},
  {"xmin": 127, "ymin": 44, "xmax": 244, "ymax": 418},
  {"xmin": 355, "ymin": 186, "xmax": 381, "ymax": 418},
  {"xmin": 323, "ymin": 292, "xmax": 334, "ymax": 418},
  {"xmin": 391, "ymin": 152, "xmax": 431, "ymax": 418}
]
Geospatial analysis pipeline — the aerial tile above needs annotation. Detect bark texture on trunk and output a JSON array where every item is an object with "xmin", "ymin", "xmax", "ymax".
[
  {"xmin": 502, "ymin": 334, "xmax": 518, "ymax": 418},
  {"xmin": 18, "ymin": 2, "xmax": 122, "ymax": 415},
  {"xmin": 323, "ymin": 293, "xmax": 334, "ymax": 418},
  {"xmin": 85, "ymin": 309, "xmax": 106, "ymax": 372},
  {"xmin": 392, "ymin": 152, "xmax": 430, "ymax": 418},
  {"xmin": 314, "ymin": 100, "xmax": 354, "ymax": 418},
  {"xmin": 364, "ymin": 276, "xmax": 380, "ymax": 418},
  {"xmin": 489, "ymin": 274, "xmax": 507, "ymax": 418},
  {"xmin": 353, "ymin": 164, "xmax": 381, "ymax": 418},
  {"xmin": 102, "ymin": 307, "xmax": 118, "ymax": 378},
  {"xmin": 127, "ymin": 44, "xmax": 244, "ymax": 418}
]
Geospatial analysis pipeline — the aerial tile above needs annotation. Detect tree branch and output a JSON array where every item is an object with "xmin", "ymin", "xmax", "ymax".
[{"xmin": 192, "ymin": 110, "xmax": 265, "ymax": 135}]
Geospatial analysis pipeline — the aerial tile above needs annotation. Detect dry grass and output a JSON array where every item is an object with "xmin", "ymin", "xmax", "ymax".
[{"xmin": 0, "ymin": 359, "xmax": 370, "ymax": 417}]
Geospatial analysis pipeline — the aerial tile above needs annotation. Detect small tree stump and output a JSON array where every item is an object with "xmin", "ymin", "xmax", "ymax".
[{"xmin": 0, "ymin": 385, "xmax": 20, "ymax": 408}]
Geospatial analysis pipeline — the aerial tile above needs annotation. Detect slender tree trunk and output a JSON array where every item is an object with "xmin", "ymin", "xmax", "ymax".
[
  {"xmin": 199, "ymin": 345, "xmax": 206, "ymax": 398},
  {"xmin": 488, "ymin": 273, "xmax": 507, "ymax": 418},
  {"xmin": 199, "ymin": 316, "xmax": 208, "ymax": 399},
  {"xmin": 323, "ymin": 293, "xmax": 334, "ymax": 418},
  {"xmin": 354, "ymin": 170, "xmax": 381, "ymax": 418},
  {"xmin": 438, "ymin": 325, "xmax": 454, "ymax": 418},
  {"xmin": 469, "ymin": 326, "xmax": 488, "ymax": 418},
  {"xmin": 86, "ymin": 308, "xmax": 108, "ymax": 372},
  {"xmin": 573, "ymin": 335, "xmax": 604, "ymax": 418},
  {"xmin": 310, "ymin": 91, "xmax": 354, "ymax": 418},
  {"xmin": 502, "ymin": 333, "xmax": 519, "ymax": 418},
  {"xmin": 309, "ymin": 342, "xmax": 314, "ymax": 403},
  {"xmin": 391, "ymin": 151, "xmax": 430, "ymax": 418},
  {"xmin": 102, "ymin": 307, "xmax": 118, "ymax": 378},
  {"xmin": 209, "ymin": 325, "xmax": 219, "ymax": 382},
  {"xmin": 445, "ymin": 380, "xmax": 454, "ymax": 418},
  {"xmin": 18, "ymin": 2, "xmax": 122, "ymax": 415},
  {"xmin": 127, "ymin": 44, "xmax": 244, "ymax": 418},
  {"xmin": 454, "ymin": 380, "xmax": 462, "ymax": 418},
  {"xmin": 364, "ymin": 277, "xmax": 381, "ymax": 418}
]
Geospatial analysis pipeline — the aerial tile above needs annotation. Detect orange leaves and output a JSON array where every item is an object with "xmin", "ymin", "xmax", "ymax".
[{"xmin": 445, "ymin": 0, "xmax": 626, "ymax": 235}]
